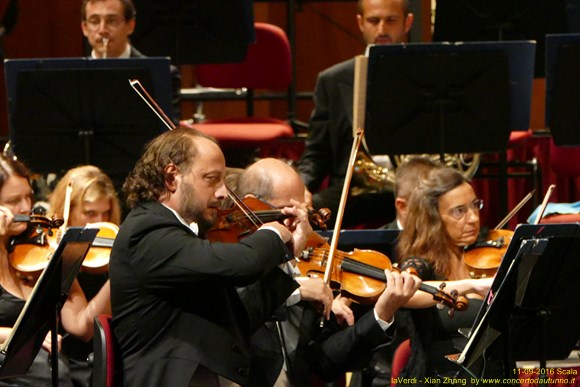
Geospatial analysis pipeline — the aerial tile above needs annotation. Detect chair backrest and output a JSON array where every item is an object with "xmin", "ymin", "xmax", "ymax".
[
  {"xmin": 391, "ymin": 338, "xmax": 411, "ymax": 386},
  {"xmin": 92, "ymin": 314, "xmax": 120, "ymax": 387},
  {"xmin": 550, "ymin": 138, "xmax": 580, "ymax": 177},
  {"xmin": 195, "ymin": 22, "xmax": 292, "ymax": 90}
]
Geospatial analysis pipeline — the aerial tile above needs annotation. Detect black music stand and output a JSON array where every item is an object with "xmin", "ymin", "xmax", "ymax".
[
  {"xmin": 130, "ymin": 0, "xmax": 254, "ymax": 65},
  {"xmin": 0, "ymin": 227, "xmax": 98, "ymax": 386},
  {"xmin": 451, "ymin": 223, "xmax": 580, "ymax": 379},
  {"xmin": 545, "ymin": 33, "xmax": 580, "ymax": 146},
  {"xmin": 432, "ymin": 0, "xmax": 568, "ymax": 77},
  {"xmin": 364, "ymin": 41, "xmax": 535, "ymax": 158},
  {"xmin": 4, "ymin": 57, "xmax": 172, "ymax": 190}
]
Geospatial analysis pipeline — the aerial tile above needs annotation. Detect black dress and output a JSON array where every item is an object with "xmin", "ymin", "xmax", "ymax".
[
  {"xmin": 0, "ymin": 284, "xmax": 73, "ymax": 387},
  {"xmin": 396, "ymin": 257, "xmax": 483, "ymax": 385}
]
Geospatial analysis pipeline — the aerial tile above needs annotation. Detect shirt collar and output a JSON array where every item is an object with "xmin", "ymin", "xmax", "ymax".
[{"xmin": 161, "ymin": 203, "xmax": 199, "ymax": 235}]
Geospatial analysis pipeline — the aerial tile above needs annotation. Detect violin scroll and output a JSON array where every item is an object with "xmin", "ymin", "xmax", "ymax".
[
  {"xmin": 432, "ymin": 282, "xmax": 469, "ymax": 318},
  {"xmin": 308, "ymin": 207, "xmax": 331, "ymax": 230},
  {"xmin": 398, "ymin": 265, "xmax": 469, "ymax": 316},
  {"xmin": 14, "ymin": 214, "xmax": 64, "ymax": 231}
]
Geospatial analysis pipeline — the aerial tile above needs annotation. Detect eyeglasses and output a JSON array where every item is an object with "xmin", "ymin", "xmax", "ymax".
[
  {"xmin": 85, "ymin": 15, "xmax": 125, "ymax": 31},
  {"xmin": 448, "ymin": 198, "xmax": 484, "ymax": 221}
]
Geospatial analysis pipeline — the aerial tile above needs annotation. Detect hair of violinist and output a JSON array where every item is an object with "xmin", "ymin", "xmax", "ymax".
[
  {"xmin": 0, "ymin": 154, "xmax": 31, "ymax": 189},
  {"xmin": 123, "ymin": 127, "xmax": 217, "ymax": 209},
  {"xmin": 397, "ymin": 166, "xmax": 469, "ymax": 277},
  {"xmin": 49, "ymin": 165, "xmax": 121, "ymax": 225}
]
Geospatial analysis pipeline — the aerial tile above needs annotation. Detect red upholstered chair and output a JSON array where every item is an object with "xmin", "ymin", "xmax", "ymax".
[
  {"xmin": 92, "ymin": 314, "xmax": 121, "ymax": 387},
  {"xmin": 183, "ymin": 22, "xmax": 294, "ymax": 149},
  {"xmin": 391, "ymin": 339, "xmax": 412, "ymax": 386}
]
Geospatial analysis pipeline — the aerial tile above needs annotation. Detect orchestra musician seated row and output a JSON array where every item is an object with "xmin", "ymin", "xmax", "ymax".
[
  {"xmin": 395, "ymin": 166, "xmax": 494, "ymax": 383},
  {"xmin": 0, "ymin": 129, "xmax": 497, "ymax": 387},
  {"xmin": 0, "ymin": 155, "xmax": 111, "ymax": 386},
  {"xmin": 235, "ymin": 157, "xmax": 421, "ymax": 386},
  {"xmin": 48, "ymin": 165, "xmax": 121, "ymax": 387}
]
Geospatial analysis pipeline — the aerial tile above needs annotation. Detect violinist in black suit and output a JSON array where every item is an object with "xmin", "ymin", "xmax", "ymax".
[{"xmin": 109, "ymin": 128, "xmax": 313, "ymax": 386}]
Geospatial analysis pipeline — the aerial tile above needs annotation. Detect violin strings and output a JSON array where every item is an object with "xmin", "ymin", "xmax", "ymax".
[{"xmin": 226, "ymin": 186, "xmax": 262, "ymax": 228}]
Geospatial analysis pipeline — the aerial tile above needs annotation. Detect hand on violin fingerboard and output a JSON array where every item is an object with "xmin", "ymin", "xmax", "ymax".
[
  {"xmin": 374, "ymin": 270, "xmax": 422, "ymax": 323},
  {"xmin": 280, "ymin": 199, "xmax": 314, "ymax": 256}
]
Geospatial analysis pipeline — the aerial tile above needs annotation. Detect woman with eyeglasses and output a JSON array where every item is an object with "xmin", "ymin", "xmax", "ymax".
[{"xmin": 394, "ymin": 166, "xmax": 494, "ymax": 383}]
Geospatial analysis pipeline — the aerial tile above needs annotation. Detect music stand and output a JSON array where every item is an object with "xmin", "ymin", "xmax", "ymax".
[
  {"xmin": 545, "ymin": 33, "xmax": 580, "ymax": 145},
  {"xmin": 451, "ymin": 223, "xmax": 580, "ymax": 378},
  {"xmin": 4, "ymin": 57, "xmax": 172, "ymax": 190},
  {"xmin": 130, "ymin": 0, "xmax": 254, "ymax": 65},
  {"xmin": 432, "ymin": 0, "xmax": 568, "ymax": 77},
  {"xmin": 0, "ymin": 227, "xmax": 98, "ymax": 386},
  {"xmin": 364, "ymin": 41, "xmax": 536, "ymax": 158}
]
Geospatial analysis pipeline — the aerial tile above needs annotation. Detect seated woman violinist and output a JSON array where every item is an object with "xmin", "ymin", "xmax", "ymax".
[
  {"xmin": 395, "ymin": 166, "xmax": 494, "ymax": 383},
  {"xmin": 47, "ymin": 164, "xmax": 121, "ymax": 387},
  {"xmin": 0, "ymin": 155, "xmax": 110, "ymax": 386}
]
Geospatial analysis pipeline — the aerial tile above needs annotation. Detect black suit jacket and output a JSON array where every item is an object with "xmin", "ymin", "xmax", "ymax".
[
  {"xmin": 298, "ymin": 58, "xmax": 355, "ymax": 194},
  {"xmin": 110, "ymin": 201, "xmax": 296, "ymax": 386},
  {"xmin": 241, "ymin": 294, "xmax": 394, "ymax": 386},
  {"xmin": 297, "ymin": 58, "xmax": 396, "ymax": 227}
]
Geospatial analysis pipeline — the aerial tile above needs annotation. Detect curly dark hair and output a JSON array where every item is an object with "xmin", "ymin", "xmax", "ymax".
[{"xmin": 123, "ymin": 127, "xmax": 217, "ymax": 209}]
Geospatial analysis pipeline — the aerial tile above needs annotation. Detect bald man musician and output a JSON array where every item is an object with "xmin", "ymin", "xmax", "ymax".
[{"xmin": 236, "ymin": 158, "xmax": 421, "ymax": 386}]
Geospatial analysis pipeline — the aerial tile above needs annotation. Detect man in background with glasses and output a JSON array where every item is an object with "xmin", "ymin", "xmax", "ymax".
[
  {"xmin": 81, "ymin": 0, "xmax": 136, "ymax": 59},
  {"xmin": 80, "ymin": 0, "xmax": 181, "ymax": 122}
]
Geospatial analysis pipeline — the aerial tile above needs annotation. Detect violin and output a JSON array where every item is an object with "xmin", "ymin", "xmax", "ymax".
[
  {"xmin": 206, "ymin": 196, "xmax": 331, "ymax": 243},
  {"xmin": 464, "ymin": 228, "xmax": 513, "ymax": 279},
  {"xmin": 463, "ymin": 187, "xmax": 553, "ymax": 279},
  {"xmin": 8, "ymin": 214, "xmax": 64, "ymax": 281},
  {"xmin": 80, "ymin": 222, "xmax": 118, "ymax": 273},
  {"xmin": 298, "ymin": 232, "xmax": 468, "ymax": 315},
  {"xmin": 9, "ymin": 216, "xmax": 117, "ymax": 279}
]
